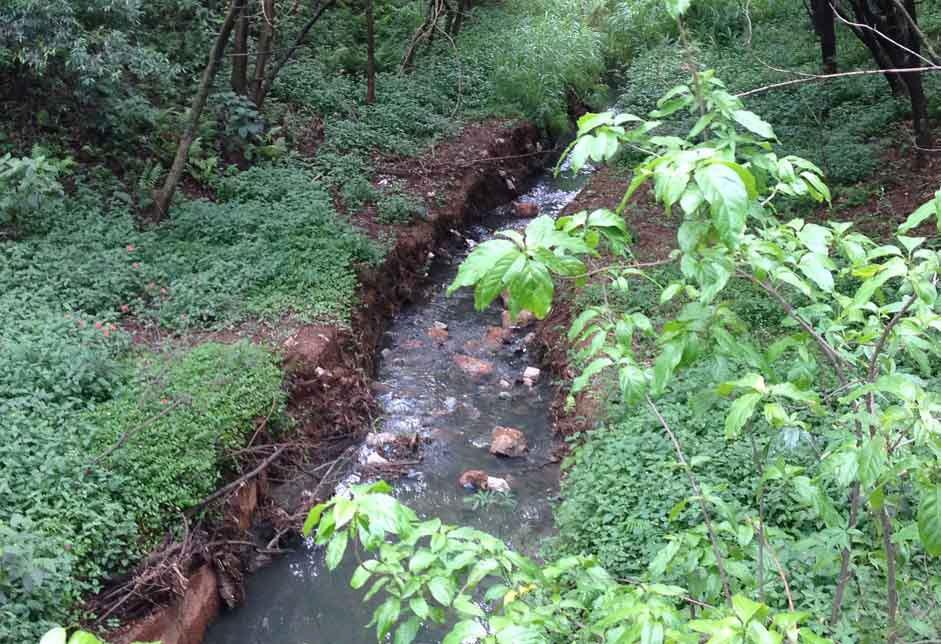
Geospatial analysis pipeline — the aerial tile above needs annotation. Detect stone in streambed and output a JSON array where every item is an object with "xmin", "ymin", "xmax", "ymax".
[
  {"xmin": 483, "ymin": 326, "xmax": 511, "ymax": 350},
  {"xmin": 459, "ymin": 469, "xmax": 489, "ymax": 489},
  {"xmin": 514, "ymin": 201, "xmax": 539, "ymax": 218},
  {"xmin": 453, "ymin": 354, "xmax": 494, "ymax": 379},
  {"xmin": 522, "ymin": 366, "xmax": 541, "ymax": 387},
  {"xmin": 501, "ymin": 309, "xmax": 535, "ymax": 329},
  {"xmin": 366, "ymin": 432, "xmax": 397, "ymax": 448},
  {"xmin": 490, "ymin": 426, "xmax": 528, "ymax": 457}
]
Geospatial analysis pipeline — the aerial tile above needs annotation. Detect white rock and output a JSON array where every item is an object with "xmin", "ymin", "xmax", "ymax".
[
  {"xmin": 486, "ymin": 476, "xmax": 511, "ymax": 493},
  {"xmin": 522, "ymin": 366, "xmax": 541, "ymax": 386},
  {"xmin": 366, "ymin": 453, "xmax": 390, "ymax": 467},
  {"xmin": 366, "ymin": 432, "xmax": 396, "ymax": 448},
  {"xmin": 499, "ymin": 379, "xmax": 512, "ymax": 389}
]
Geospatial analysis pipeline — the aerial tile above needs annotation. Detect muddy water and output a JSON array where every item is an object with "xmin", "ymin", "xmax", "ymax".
[{"xmin": 203, "ymin": 164, "xmax": 589, "ymax": 644}]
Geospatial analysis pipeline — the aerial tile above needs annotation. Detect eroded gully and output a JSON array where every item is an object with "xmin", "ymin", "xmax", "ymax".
[{"xmin": 203, "ymin": 158, "xmax": 591, "ymax": 644}]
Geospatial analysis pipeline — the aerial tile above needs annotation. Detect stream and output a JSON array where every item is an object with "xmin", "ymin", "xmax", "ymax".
[{"xmin": 203, "ymin": 160, "xmax": 590, "ymax": 644}]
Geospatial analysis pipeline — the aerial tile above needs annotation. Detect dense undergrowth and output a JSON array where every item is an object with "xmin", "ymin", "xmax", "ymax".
[
  {"xmin": 0, "ymin": 0, "xmax": 613, "ymax": 639},
  {"xmin": 615, "ymin": 1, "xmax": 941, "ymax": 189}
]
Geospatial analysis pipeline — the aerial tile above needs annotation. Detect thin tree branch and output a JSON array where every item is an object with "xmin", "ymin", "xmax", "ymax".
[{"xmin": 645, "ymin": 394, "xmax": 733, "ymax": 606}]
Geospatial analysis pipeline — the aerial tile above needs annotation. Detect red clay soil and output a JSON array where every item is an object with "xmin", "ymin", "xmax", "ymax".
[{"xmin": 107, "ymin": 119, "xmax": 544, "ymax": 644}]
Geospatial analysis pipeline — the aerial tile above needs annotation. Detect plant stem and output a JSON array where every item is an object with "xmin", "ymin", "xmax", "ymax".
[{"xmin": 645, "ymin": 394, "xmax": 733, "ymax": 606}]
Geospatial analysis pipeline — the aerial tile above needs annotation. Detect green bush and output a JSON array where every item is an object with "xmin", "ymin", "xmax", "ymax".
[{"xmin": 0, "ymin": 339, "xmax": 284, "ymax": 642}]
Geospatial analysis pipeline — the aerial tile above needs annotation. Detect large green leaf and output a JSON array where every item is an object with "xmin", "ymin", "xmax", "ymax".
[
  {"xmin": 394, "ymin": 617, "xmax": 421, "ymax": 644},
  {"xmin": 374, "ymin": 596, "xmax": 402, "ymax": 640},
  {"xmin": 325, "ymin": 530, "xmax": 348, "ymax": 571},
  {"xmin": 448, "ymin": 240, "xmax": 518, "ymax": 294},
  {"xmin": 428, "ymin": 576, "xmax": 455, "ymax": 606},
  {"xmin": 898, "ymin": 190, "xmax": 941, "ymax": 234},
  {"xmin": 506, "ymin": 260, "xmax": 554, "ymax": 319},
  {"xmin": 918, "ymin": 486, "xmax": 941, "ymax": 556},
  {"xmin": 798, "ymin": 252, "xmax": 834, "ymax": 292},
  {"xmin": 443, "ymin": 620, "xmax": 487, "ymax": 644},
  {"xmin": 725, "ymin": 392, "xmax": 763, "ymax": 439},
  {"xmin": 695, "ymin": 163, "xmax": 748, "ymax": 245},
  {"xmin": 40, "ymin": 629, "xmax": 67, "ymax": 644},
  {"xmin": 732, "ymin": 110, "xmax": 776, "ymax": 139},
  {"xmin": 473, "ymin": 248, "xmax": 523, "ymax": 311}
]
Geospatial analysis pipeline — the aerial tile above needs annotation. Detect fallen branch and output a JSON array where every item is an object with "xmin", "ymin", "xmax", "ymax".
[{"xmin": 189, "ymin": 446, "xmax": 288, "ymax": 515}]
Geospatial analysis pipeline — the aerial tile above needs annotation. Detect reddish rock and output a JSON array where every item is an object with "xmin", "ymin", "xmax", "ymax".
[
  {"xmin": 490, "ymin": 426, "xmax": 528, "ymax": 457},
  {"xmin": 514, "ymin": 201, "xmax": 539, "ymax": 218},
  {"xmin": 428, "ymin": 326, "xmax": 449, "ymax": 344},
  {"xmin": 459, "ymin": 469, "xmax": 490, "ymax": 489},
  {"xmin": 483, "ymin": 326, "xmax": 511, "ymax": 350},
  {"xmin": 501, "ymin": 309, "xmax": 535, "ymax": 329},
  {"xmin": 453, "ymin": 354, "xmax": 494, "ymax": 379},
  {"xmin": 114, "ymin": 564, "xmax": 220, "ymax": 644},
  {"xmin": 402, "ymin": 339, "xmax": 424, "ymax": 350}
]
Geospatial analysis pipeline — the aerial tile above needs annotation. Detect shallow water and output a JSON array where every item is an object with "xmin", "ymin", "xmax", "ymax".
[{"xmin": 203, "ymin": 163, "xmax": 589, "ymax": 644}]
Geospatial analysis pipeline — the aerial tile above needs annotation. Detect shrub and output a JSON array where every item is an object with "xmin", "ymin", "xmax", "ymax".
[{"xmin": 0, "ymin": 340, "xmax": 284, "ymax": 642}]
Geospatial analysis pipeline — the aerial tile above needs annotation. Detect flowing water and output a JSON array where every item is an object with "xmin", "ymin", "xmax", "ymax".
[{"xmin": 204, "ymin": 163, "xmax": 590, "ymax": 644}]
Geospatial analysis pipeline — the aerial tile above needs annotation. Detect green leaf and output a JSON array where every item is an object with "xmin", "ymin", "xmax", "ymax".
[
  {"xmin": 374, "ymin": 597, "xmax": 402, "ymax": 640},
  {"xmin": 325, "ymin": 530, "xmax": 348, "ymax": 571},
  {"xmin": 302, "ymin": 503, "xmax": 326, "ymax": 537},
  {"xmin": 572, "ymin": 357, "xmax": 613, "ymax": 393},
  {"xmin": 732, "ymin": 110, "xmax": 775, "ymax": 139},
  {"xmin": 448, "ymin": 240, "xmax": 518, "ymax": 294},
  {"xmin": 474, "ymin": 248, "xmax": 524, "ymax": 311},
  {"xmin": 695, "ymin": 163, "xmax": 748, "ymax": 246},
  {"xmin": 40, "ymin": 629, "xmax": 67, "ymax": 644},
  {"xmin": 917, "ymin": 485, "xmax": 941, "ymax": 556},
  {"xmin": 409, "ymin": 549, "xmax": 437, "ymax": 573},
  {"xmin": 857, "ymin": 438, "xmax": 886, "ymax": 489},
  {"xmin": 351, "ymin": 562, "xmax": 373, "ymax": 589},
  {"xmin": 409, "ymin": 596, "xmax": 430, "ymax": 620},
  {"xmin": 428, "ymin": 576, "xmax": 455, "ymax": 606},
  {"xmin": 334, "ymin": 496, "xmax": 355, "ymax": 529},
  {"xmin": 453, "ymin": 594, "xmax": 486, "ymax": 618},
  {"xmin": 67, "ymin": 634, "xmax": 104, "ymax": 644},
  {"xmin": 506, "ymin": 260, "xmax": 554, "ymax": 319},
  {"xmin": 732, "ymin": 594, "xmax": 765, "ymax": 624},
  {"xmin": 898, "ymin": 191, "xmax": 941, "ymax": 234},
  {"xmin": 797, "ymin": 223, "xmax": 831, "ymax": 255},
  {"xmin": 660, "ymin": 282, "xmax": 683, "ymax": 304},
  {"xmin": 443, "ymin": 620, "xmax": 487, "ymax": 644},
  {"xmin": 394, "ymin": 617, "xmax": 421, "ymax": 644},
  {"xmin": 652, "ymin": 340, "xmax": 684, "ymax": 395},
  {"xmin": 800, "ymin": 171, "xmax": 831, "ymax": 204},
  {"xmin": 725, "ymin": 392, "xmax": 763, "ymax": 438},
  {"xmin": 798, "ymin": 252, "xmax": 834, "ymax": 292}
]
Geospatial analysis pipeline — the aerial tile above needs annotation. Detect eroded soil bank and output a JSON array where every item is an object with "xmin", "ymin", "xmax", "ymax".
[{"xmin": 105, "ymin": 119, "xmax": 545, "ymax": 644}]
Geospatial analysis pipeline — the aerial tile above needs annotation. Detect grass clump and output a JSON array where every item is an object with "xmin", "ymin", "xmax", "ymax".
[{"xmin": 0, "ymin": 335, "xmax": 283, "ymax": 642}]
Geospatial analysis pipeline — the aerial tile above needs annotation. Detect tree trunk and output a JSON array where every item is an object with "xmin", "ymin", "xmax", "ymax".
[
  {"xmin": 231, "ymin": 0, "xmax": 250, "ymax": 94},
  {"xmin": 841, "ymin": 0, "xmax": 904, "ymax": 94},
  {"xmin": 812, "ymin": 0, "xmax": 837, "ymax": 72},
  {"xmin": 256, "ymin": 0, "xmax": 336, "ymax": 108},
  {"xmin": 153, "ymin": 0, "xmax": 240, "ymax": 220},
  {"xmin": 252, "ymin": 0, "xmax": 276, "ymax": 106},
  {"xmin": 365, "ymin": 0, "xmax": 376, "ymax": 104},
  {"xmin": 896, "ymin": 0, "xmax": 932, "ymax": 166}
]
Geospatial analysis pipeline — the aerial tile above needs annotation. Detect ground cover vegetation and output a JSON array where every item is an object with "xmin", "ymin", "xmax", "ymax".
[
  {"xmin": 20, "ymin": 0, "xmax": 941, "ymax": 642},
  {"xmin": 300, "ymin": 1, "xmax": 941, "ymax": 642},
  {"xmin": 3, "ymin": 0, "xmax": 611, "ymax": 640}
]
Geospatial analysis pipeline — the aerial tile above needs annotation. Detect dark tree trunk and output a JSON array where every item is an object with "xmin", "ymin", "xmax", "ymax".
[
  {"xmin": 153, "ymin": 0, "xmax": 240, "ymax": 220},
  {"xmin": 812, "ymin": 0, "xmax": 837, "ymax": 72},
  {"xmin": 366, "ymin": 0, "xmax": 376, "ymax": 104},
  {"xmin": 842, "ymin": 0, "xmax": 932, "ymax": 166},
  {"xmin": 252, "ymin": 0, "xmax": 276, "ymax": 106},
  {"xmin": 231, "ymin": 0, "xmax": 250, "ymax": 94}
]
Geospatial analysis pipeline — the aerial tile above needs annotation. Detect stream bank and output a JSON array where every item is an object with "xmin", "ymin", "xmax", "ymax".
[
  {"xmin": 108, "ymin": 119, "xmax": 546, "ymax": 644},
  {"xmin": 198, "ymin": 131, "xmax": 595, "ymax": 644}
]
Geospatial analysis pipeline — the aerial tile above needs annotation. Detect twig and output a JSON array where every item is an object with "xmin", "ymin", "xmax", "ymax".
[
  {"xmin": 617, "ymin": 574, "xmax": 715, "ymax": 610},
  {"xmin": 189, "ymin": 446, "xmax": 288, "ymax": 515},
  {"xmin": 737, "ymin": 64, "xmax": 941, "ymax": 97},
  {"xmin": 645, "ymin": 394, "xmax": 733, "ymax": 606}
]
